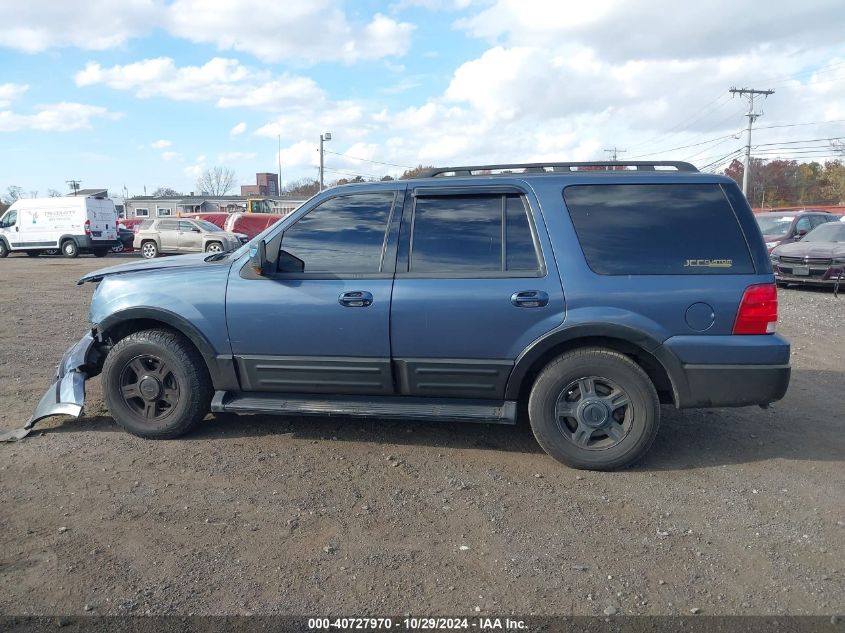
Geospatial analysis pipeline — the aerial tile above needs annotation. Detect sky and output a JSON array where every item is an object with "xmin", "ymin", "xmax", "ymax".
[{"xmin": 1, "ymin": 0, "xmax": 845, "ymax": 198}]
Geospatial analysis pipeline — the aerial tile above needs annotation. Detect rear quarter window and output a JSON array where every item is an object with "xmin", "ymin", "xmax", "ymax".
[{"xmin": 563, "ymin": 183, "xmax": 755, "ymax": 275}]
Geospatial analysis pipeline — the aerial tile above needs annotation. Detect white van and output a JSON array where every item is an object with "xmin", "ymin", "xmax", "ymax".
[{"xmin": 0, "ymin": 196, "xmax": 119, "ymax": 258}]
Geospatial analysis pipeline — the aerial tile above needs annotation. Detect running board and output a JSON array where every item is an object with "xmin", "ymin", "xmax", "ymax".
[{"xmin": 211, "ymin": 391, "xmax": 517, "ymax": 425}]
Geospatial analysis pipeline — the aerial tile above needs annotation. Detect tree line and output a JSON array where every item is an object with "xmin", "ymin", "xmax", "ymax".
[{"xmin": 722, "ymin": 158, "xmax": 845, "ymax": 208}]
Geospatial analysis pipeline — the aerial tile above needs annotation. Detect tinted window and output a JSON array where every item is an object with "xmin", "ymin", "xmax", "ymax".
[
  {"xmin": 281, "ymin": 192, "xmax": 395, "ymax": 274},
  {"xmin": 1, "ymin": 211, "xmax": 16, "ymax": 228},
  {"xmin": 505, "ymin": 195, "xmax": 540, "ymax": 272},
  {"xmin": 179, "ymin": 221, "xmax": 197, "ymax": 232},
  {"xmin": 795, "ymin": 217, "xmax": 812, "ymax": 233},
  {"xmin": 158, "ymin": 220, "xmax": 178, "ymax": 231},
  {"xmin": 564, "ymin": 184, "xmax": 754, "ymax": 275},
  {"xmin": 411, "ymin": 195, "xmax": 502, "ymax": 273}
]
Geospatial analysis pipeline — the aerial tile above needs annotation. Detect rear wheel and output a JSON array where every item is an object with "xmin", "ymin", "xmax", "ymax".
[
  {"xmin": 26, "ymin": 250, "xmax": 41, "ymax": 257},
  {"xmin": 205, "ymin": 241, "xmax": 223, "ymax": 254},
  {"xmin": 141, "ymin": 241, "xmax": 159, "ymax": 259},
  {"xmin": 102, "ymin": 329, "xmax": 212, "ymax": 439},
  {"xmin": 93, "ymin": 248, "xmax": 109, "ymax": 258},
  {"xmin": 528, "ymin": 348, "xmax": 660, "ymax": 471},
  {"xmin": 61, "ymin": 239, "xmax": 79, "ymax": 258}
]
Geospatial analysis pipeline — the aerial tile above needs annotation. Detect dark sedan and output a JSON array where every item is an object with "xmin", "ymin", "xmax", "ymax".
[{"xmin": 771, "ymin": 221, "xmax": 845, "ymax": 286}]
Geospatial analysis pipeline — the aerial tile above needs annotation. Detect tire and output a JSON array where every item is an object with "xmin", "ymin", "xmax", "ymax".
[
  {"xmin": 141, "ymin": 241, "xmax": 159, "ymax": 259},
  {"xmin": 43, "ymin": 249, "xmax": 58, "ymax": 256},
  {"xmin": 527, "ymin": 347, "xmax": 660, "ymax": 471},
  {"xmin": 111, "ymin": 242, "xmax": 125, "ymax": 253},
  {"xmin": 93, "ymin": 248, "xmax": 109, "ymax": 258},
  {"xmin": 61, "ymin": 239, "xmax": 79, "ymax": 258},
  {"xmin": 205, "ymin": 241, "xmax": 223, "ymax": 253},
  {"xmin": 0, "ymin": 240, "xmax": 8, "ymax": 258},
  {"xmin": 26, "ymin": 250, "xmax": 41, "ymax": 257},
  {"xmin": 102, "ymin": 329, "xmax": 213, "ymax": 439}
]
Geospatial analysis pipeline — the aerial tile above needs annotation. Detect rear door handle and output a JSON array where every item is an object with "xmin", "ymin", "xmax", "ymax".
[
  {"xmin": 511, "ymin": 290, "xmax": 549, "ymax": 308},
  {"xmin": 338, "ymin": 291, "xmax": 373, "ymax": 307}
]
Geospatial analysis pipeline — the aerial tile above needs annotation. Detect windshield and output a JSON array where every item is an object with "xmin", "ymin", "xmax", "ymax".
[
  {"xmin": 194, "ymin": 219, "xmax": 223, "ymax": 232},
  {"xmin": 803, "ymin": 222, "xmax": 845, "ymax": 242},
  {"xmin": 756, "ymin": 215, "xmax": 793, "ymax": 236}
]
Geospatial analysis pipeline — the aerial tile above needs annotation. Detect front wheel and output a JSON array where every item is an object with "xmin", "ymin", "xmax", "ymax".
[
  {"xmin": 111, "ymin": 242, "xmax": 125, "ymax": 253},
  {"xmin": 0, "ymin": 240, "xmax": 8, "ymax": 258},
  {"xmin": 141, "ymin": 241, "xmax": 159, "ymax": 259},
  {"xmin": 528, "ymin": 348, "xmax": 660, "ymax": 471},
  {"xmin": 205, "ymin": 241, "xmax": 223, "ymax": 254},
  {"xmin": 102, "ymin": 329, "xmax": 212, "ymax": 439}
]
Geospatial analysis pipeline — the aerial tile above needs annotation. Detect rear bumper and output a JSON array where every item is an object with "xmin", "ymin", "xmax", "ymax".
[
  {"xmin": 656, "ymin": 334, "xmax": 791, "ymax": 408},
  {"xmin": 682, "ymin": 363, "xmax": 790, "ymax": 407}
]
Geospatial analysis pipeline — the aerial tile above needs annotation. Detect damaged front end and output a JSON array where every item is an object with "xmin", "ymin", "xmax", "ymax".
[{"xmin": 0, "ymin": 331, "xmax": 103, "ymax": 442}]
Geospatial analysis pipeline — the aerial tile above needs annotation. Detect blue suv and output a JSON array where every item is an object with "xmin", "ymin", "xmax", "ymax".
[{"xmin": 11, "ymin": 162, "xmax": 790, "ymax": 470}]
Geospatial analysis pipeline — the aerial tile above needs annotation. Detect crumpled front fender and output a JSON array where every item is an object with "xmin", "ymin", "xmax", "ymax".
[{"xmin": 0, "ymin": 332, "xmax": 95, "ymax": 442}]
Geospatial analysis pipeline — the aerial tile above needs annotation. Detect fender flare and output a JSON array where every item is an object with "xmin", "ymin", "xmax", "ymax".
[
  {"xmin": 504, "ymin": 322, "xmax": 689, "ymax": 404},
  {"xmin": 96, "ymin": 307, "xmax": 238, "ymax": 391}
]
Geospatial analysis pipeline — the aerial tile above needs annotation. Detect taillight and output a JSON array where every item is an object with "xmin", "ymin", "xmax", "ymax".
[
  {"xmin": 733, "ymin": 283, "xmax": 778, "ymax": 334},
  {"xmin": 84, "ymin": 219, "xmax": 91, "ymax": 236}
]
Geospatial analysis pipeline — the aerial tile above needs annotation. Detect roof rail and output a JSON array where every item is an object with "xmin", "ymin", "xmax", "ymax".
[{"xmin": 420, "ymin": 161, "xmax": 699, "ymax": 178}]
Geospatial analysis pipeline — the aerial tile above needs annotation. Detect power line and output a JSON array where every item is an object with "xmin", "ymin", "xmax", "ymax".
[
  {"xmin": 627, "ymin": 132, "xmax": 740, "ymax": 159},
  {"xmin": 603, "ymin": 147, "xmax": 626, "ymax": 161},
  {"xmin": 324, "ymin": 150, "xmax": 413, "ymax": 170},
  {"xmin": 755, "ymin": 118, "xmax": 845, "ymax": 131}
]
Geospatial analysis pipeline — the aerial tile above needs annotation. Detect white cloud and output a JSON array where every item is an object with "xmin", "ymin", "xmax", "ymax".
[
  {"xmin": 0, "ymin": 0, "xmax": 159, "ymax": 53},
  {"xmin": 161, "ymin": 151, "xmax": 180, "ymax": 161},
  {"xmin": 151, "ymin": 139, "xmax": 172, "ymax": 148},
  {"xmin": 0, "ymin": 102, "xmax": 121, "ymax": 132},
  {"xmin": 184, "ymin": 155, "xmax": 207, "ymax": 180},
  {"xmin": 75, "ymin": 57, "xmax": 328, "ymax": 112},
  {"xmin": 230, "ymin": 122, "xmax": 247, "ymax": 136},
  {"xmin": 0, "ymin": 83, "xmax": 28, "ymax": 107},
  {"xmin": 165, "ymin": 1, "xmax": 413, "ymax": 64}
]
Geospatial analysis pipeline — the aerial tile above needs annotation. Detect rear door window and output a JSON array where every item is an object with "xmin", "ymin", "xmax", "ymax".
[
  {"xmin": 158, "ymin": 220, "xmax": 178, "ymax": 231},
  {"xmin": 563, "ymin": 184, "xmax": 755, "ymax": 275}
]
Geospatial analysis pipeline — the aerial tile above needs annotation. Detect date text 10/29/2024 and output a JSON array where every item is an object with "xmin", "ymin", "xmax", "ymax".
[{"xmin": 308, "ymin": 617, "xmax": 528, "ymax": 630}]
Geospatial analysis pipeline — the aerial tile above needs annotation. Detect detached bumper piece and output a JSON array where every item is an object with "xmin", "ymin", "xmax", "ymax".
[{"xmin": 0, "ymin": 332, "xmax": 95, "ymax": 442}]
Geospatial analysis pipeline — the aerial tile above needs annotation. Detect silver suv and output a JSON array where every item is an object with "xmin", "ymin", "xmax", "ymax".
[{"xmin": 133, "ymin": 218, "xmax": 245, "ymax": 259}]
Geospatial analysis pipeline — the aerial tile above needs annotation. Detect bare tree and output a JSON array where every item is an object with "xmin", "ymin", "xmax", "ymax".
[
  {"xmin": 29, "ymin": 190, "xmax": 38, "ymax": 199},
  {"xmin": 47, "ymin": 188, "xmax": 62, "ymax": 197},
  {"xmin": 5, "ymin": 185, "xmax": 23, "ymax": 202},
  {"xmin": 195, "ymin": 166, "xmax": 236, "ymax": 196},
  {"xmin": 152, "ymin": 187, "xmax": 181, "ymax": 197}
]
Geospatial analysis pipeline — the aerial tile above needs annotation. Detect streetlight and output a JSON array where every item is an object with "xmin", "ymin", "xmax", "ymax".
[{"xmin": 319, "ymin": 132, "xmax": 331, "ymax": 191}]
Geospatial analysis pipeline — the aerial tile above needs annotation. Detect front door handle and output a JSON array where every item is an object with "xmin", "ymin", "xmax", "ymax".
[
  {"xmin": 511, "ymin": 290, "xmax": 549, "ymax": 308},
  {"xmin": 338, "ymin": 291, "xmax": 373, "ymax": 307}
]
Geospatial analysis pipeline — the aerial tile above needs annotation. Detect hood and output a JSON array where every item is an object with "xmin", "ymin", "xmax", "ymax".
[
  {"xmin": 773, "ymin": 240, "xmax": 845, "ymax": 259},
  {"xmin": 78, "ymin": 252, "xmax": 228, "ymax": 284}
]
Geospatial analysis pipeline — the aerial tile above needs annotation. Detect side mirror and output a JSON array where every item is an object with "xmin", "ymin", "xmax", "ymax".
[
  {"xmin": 249, "ymin": 240, "xmax": 268, "ymax": 275},
  {"xmin": 192, "ymin": 228, "xmax": 201, "ymax": 233},
  {"xmin": 278, "ymin": 249, "xmax": 305, "ymax": 273}
]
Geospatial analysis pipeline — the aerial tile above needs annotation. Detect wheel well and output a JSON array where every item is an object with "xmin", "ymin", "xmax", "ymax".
[
  {"xmin": 515, "ymin": 336, "xmax": 676, "ymax": 406},
  {"xmin": 97, "ymin": 318, "xmax": 202, "ymax": 369}
]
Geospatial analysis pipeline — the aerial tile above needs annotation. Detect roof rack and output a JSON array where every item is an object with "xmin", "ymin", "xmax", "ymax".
[{"xmin": 420, "ymin": 161, "xmax": 698, "ymax": 178}]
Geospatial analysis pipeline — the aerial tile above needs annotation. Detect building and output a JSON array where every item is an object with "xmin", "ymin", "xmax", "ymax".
[
  {"xmin": 241, "ymin": 172, "xmax": 279, "ymax": 197},
  {"xmin": 123, "ymin": 194, "xmax": 303, "ymax": 218},
  {"xmin": 66, "ymin": 188, "xmax": 108, "ymax": 197}
]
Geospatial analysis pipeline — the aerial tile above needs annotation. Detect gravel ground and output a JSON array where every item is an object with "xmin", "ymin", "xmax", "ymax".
[{"xmin": 0, "ymin": 253, "xmax": 843, "ymax": 617}]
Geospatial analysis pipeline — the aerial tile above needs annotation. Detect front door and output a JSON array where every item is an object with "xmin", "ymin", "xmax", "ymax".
[
  {"xmin": 0, "ymin": 210, "xmax": 17, "ymax": 246},
  {"xmin": 390, "ymin": 189, "xmax": 565, "ymax": 399},
  {"xmin": 178, "ymin": 220, "xmax": 203, "ymax": 252},
  {"xmin": 157, "ymin": 219, "xmax": 181, "ymax": 252},
  {"xmin": 226, "ymin": 188, "xmax": 403, "ymax": 395}
]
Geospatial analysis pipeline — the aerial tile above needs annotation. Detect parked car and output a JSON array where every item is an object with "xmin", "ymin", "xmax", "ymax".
[
  {"xmin": 133, "ymin": 218, "xmax": 244, "ymax": 259},
  {"xmin": 112, "ymin": 225, "xmax": 136, "ymax": 253},
  {"xmin": 15, "ymin": 161, "xmax": 790, "ymax": 471},
  {"xmin": 771, "ymin": 221, "xmax": 845, "ymax": 286},
  {"xmin": 0, "ymin": 195, "xmax": 118, "ymax": 258},
  {"xmin": 755, "ymin": 210, "xmax": 839, "ymax": 253}
]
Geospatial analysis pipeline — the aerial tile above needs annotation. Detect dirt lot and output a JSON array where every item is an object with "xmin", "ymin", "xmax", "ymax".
[{"xmin": 0, "ymin": 253, "xmax": 843, "ymax": 617}]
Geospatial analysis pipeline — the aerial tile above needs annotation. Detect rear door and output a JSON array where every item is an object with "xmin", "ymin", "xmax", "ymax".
[
  {"xmin": 389, "ymin": 188, "xmax": 565, "ymax": 399},
  {"xmin": 226, "ymin": 188, "xmax": 403, "ymax": 394},
  {"xmin": 86, "ymin": 198, "xmax": 118, "ymax": 243}
]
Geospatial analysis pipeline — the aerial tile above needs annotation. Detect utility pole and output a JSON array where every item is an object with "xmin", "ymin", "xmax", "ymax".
[
  {"xmin": 319, "ymin": 132, "xmax": 331, "ymax": 191},
  {"xmin": 603, "ymin": 147, "xmax": 626, "ymax": 162},
  {"xmin": 729, "ymin": 87, "xmax": 774, "ymax": 197},
  {"xmin": 277, "ymin": 134, "xmax": 282, "ymax": 195},
  {"xmin": 66, "ymin": 179, "xmax": 81, "ymax": 196}
]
